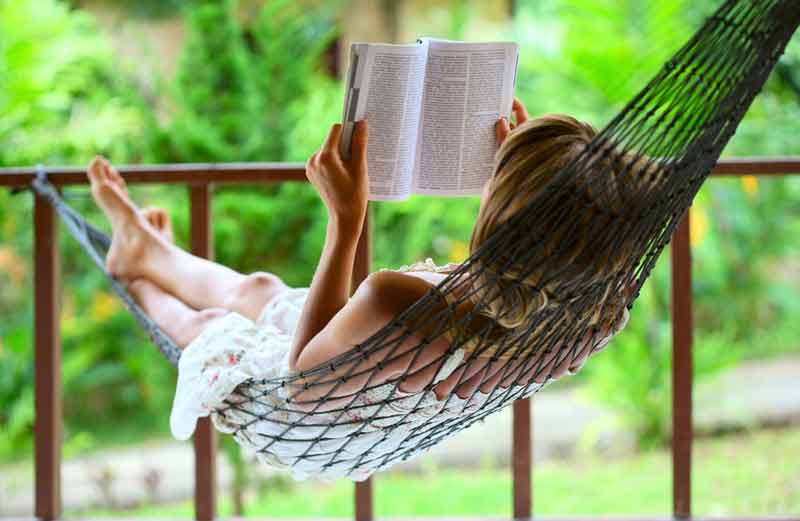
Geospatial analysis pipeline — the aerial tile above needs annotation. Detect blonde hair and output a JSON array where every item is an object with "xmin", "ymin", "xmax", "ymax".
[{"xmin": 461, "ymin": 114, "xmax": 641, "ymax": 358}]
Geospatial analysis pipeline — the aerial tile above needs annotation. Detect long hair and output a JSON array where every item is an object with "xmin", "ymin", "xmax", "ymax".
[{"xmin": 461, "ymin": 114, "xmax": 639, "ymax": 359}]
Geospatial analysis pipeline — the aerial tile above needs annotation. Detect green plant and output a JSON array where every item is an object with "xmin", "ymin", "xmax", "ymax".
[
  {"xmin": 165, "ymin": 0, "xmax": 265, "ymax": 162},
  {"xmin": 251, "ymin": 0, "xmax": 339, "ymax": 160},
  {"xmin": 0, "ymin": 0, "xmax": 151, "ymax": 166},
  {"xmin": 0, "ymin": 0, "xmax": 153, "ymax": 461}
]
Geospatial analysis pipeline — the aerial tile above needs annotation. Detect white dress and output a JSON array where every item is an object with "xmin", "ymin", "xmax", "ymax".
[{"xmin": 169, "ymin": 258, "xmax": 626, "ymax": 482}]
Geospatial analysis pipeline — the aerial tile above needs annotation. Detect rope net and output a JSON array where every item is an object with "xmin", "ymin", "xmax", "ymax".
[{"xmin": 32, "ymin": 0, "xmax": 799, "ymax": 480}]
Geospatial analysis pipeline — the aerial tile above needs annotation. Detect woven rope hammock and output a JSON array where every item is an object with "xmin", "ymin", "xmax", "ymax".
[{"xmin": 31, "ymin": 0, "xmax": 799, "ymax": 480}]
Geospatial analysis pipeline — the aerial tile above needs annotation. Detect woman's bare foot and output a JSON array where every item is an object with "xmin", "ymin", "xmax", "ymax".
[
  {"xmin": 87, "ymin": 156, "xmax": 165, "ymax": 279},
  {"xmin": 141, "ymin": 207, "xmax": 174, "ymax": 243}
]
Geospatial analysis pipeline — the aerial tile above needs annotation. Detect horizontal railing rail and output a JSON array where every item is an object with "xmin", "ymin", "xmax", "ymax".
[
  {"xmin": 2, "ymin": 157, "xmax": 800, "ymax": 187},
  {"xmin": 2, "ymin": 157, "xmax": 799, "ymax": 521},
  {"xmin": 0, "ymin": 162, "xmax": 307, "ymax": 186}
]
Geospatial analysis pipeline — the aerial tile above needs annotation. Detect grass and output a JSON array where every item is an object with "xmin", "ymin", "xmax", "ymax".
[{"xmin": 79, "ymin": 426, "xmax": 800, "ymax": 518}]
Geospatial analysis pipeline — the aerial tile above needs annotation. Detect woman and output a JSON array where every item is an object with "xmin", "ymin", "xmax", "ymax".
[{"xmin": 88, "ymin": 99, "xmax": 629, "ymax": 480}]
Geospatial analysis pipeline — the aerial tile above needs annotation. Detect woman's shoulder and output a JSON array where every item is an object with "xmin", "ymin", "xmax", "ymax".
[
  {"xmin": 359, "ymin": 269, "xmax": 437, "ymax": 315},
  {"xmin": 366, "ymin": 259, "xmax": 462, "ymax": 309}
]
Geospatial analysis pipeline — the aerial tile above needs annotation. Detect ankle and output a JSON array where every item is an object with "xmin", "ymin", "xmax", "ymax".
[{"xmin": 136, "ymin": 241, "xmax": 177, "ymax": 281}]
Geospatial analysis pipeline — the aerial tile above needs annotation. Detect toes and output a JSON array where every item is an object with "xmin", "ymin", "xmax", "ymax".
[
  {"xmin": 111, "ymin": 165, "xmax": 127, "ymax": 189},
  {"xmin": 99, "ymin": 157, "xmax": 112, "ymax": 182},
  {"xmin": 153, "ymin": 208, "xmax": 169, "ymax": 230},
  {"xmin": 141, "ymin": 208, "xmax": 156, "ymax": 227},
  {"xmin": 157, "ymin": 209, "xmax": 171, "ymax": 230},
  {"xmin": 101, "ymin": 159, "xmax": 127, "ymax": 190},
  {"xmin": 141, "ymin": 208, "xmax": 161, "ymax": 230},
  {"xmin": 155, "ymin": 212, "xmax": 164, "ymax": 231},
  {"xmin": 87, "ymin": 155, "xmax": 106, "ymax": 184},
  {"xmin": 142, "ymin": 207, "xmax": 171, "ymax": 233}
]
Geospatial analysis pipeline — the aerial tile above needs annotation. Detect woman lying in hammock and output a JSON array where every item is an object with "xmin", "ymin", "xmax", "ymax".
[{"xmin": 88, "ymin": 98, "xmax": 630, "ymax": 480}]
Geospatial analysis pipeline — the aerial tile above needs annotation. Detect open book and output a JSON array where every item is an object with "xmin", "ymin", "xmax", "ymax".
[{"xmin": 340, "ymin": 38, "xmax": 519, "ymax": 201}]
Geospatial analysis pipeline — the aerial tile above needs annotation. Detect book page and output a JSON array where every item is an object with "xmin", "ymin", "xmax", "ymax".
[
  {"xmin": 413, "ymin": 40, "xmax": 519, "ymax": 196},
  {"xmin": 340, "ymin": 43, "xmax": 427, "ymax": 201}
]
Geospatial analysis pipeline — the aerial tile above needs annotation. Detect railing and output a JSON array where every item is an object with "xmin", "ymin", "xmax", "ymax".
[{"xmin": 1, "ymin": 157, "xmax": 799, "ymax": 521}]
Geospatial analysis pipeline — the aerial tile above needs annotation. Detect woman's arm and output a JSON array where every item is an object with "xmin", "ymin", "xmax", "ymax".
[
  {"xmin": 287, "ymin": 121, "xmax": 369, "ymax": 370},
  {"xmin": 287, "ymin": 270, "xmax": 449, "ymax": 410}
]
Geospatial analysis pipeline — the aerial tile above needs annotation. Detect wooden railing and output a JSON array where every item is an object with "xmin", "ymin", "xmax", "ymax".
[{"xmin": 1, "ymin": 157, "xmax": 799, "ymax": 521}]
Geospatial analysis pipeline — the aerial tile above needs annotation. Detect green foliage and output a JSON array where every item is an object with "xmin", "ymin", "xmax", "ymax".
[
  {"xmin": 0, "ymin": 0, "xmax": 151, "ymax": 166},
  {"xmin": 99, "ymin": 0, "xmax": 184, "ymax": 19},
  {"xmin": 283, "ymin": 76, "xmax": 344, "ymax": 162},
  {"xmin": 166, "ymin": 0, "xmax": 265, "ymax": 162},
  {"xmin": 0, "ymin": 0, "xmax": 155, "ymax": 461},
  {"xmin": 251, "ymin": 0, "xmax": 339, "ymax": 159},
  {"xmin": 162, "ymin": 0, "xmax": 337, "ymax": 162}
]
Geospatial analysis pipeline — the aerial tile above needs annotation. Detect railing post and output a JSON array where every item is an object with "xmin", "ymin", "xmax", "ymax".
[
  {"xmin": 190, "ymin": 184, "xmax": 217, "ymax": 521},
  {"xmin": 352, "ymin": 207, "xmax": 373, "ymax": 521},
  {"xmin": 512, "ymin": 398, "xmax": 532, "ymax": 520},
  {"xmin": 34, "ymin": 192, "xmax": 62, "ymax": 520},
  {"xmin": 671, "ymin": 211, "xmax": 693, "ymax": 518}
]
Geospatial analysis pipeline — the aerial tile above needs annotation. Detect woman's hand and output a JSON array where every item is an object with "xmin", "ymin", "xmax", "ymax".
[
  {"xmin": 306, "ymin": 120, "xmax": 369, "ymax": 230},
  {"xmin": 495, "ymin": 98, "xmax": 530, "ymax": 146}
]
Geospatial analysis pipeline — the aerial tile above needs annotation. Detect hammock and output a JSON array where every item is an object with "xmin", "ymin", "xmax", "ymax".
[{"xmin": 31, "ymin": 0, "xmax": 799, "ymax": 480}]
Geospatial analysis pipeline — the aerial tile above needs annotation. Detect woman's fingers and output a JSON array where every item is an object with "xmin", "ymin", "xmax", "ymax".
[
  {"xmin": 512, "ymin": 98, "xmax": 529, "ymax": 125},
  {"xmin": 349, "ymin": 119, "xmax": 369, "ymax": 166},
  {"xmin": 320, "ymin": 123, "xmax": 343, "ymax": 164},
  {"xmin": 495, "ymin": 117, "xmax": 511, "ymax": 146},
  {"xmin": 305, "ymin": 150, "xmax": 320, "ymax": 174}
]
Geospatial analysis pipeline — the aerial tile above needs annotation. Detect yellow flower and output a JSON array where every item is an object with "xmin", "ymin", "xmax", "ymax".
[
  {"xmin": 91, "ymin": 291, "xmax": 120, "ymax": 322},
  {"xmin": 689, "ymin": 206, "xmax": 709, "ymax": 248},
  {"xmin": 448, "ymin": 240, "xmax": 470, "ymax": 263},
  {"xmin": 0, "ymin": 246, "xmax": 26, "ymax": 284},
  {"xmin": 741, "ymin": 175, "xmax": 758, "ymax": 199}
]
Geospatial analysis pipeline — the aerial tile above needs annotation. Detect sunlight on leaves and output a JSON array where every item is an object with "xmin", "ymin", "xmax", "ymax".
[
  {"xmin": 740, "ymin": 175, "xmax": 759, "ymax": 199},
  {"xmin": 90, "ymin": 291, "xmax": 120, "ymax": 322}
]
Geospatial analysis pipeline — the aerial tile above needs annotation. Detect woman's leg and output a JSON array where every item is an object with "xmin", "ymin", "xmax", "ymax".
[
  {"xmin": 88, "ymin": 157, "xmax": 287, "ymax": 320},
  {"xmin": 128, "ymin": 278, "xmax": 227, "ymax": 349}
]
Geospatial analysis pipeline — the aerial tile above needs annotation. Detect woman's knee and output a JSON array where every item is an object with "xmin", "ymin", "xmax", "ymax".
[
  {"xmin": 234, "ymin": 272, "xmax": 287, "ymax": 301},
  {"xmin": 246, "ymin": 271, "xmax": 284, "ymax": 290},
  {"xmin": 225, "ymin": 272, "xmax": 287, "ymax": 319}
]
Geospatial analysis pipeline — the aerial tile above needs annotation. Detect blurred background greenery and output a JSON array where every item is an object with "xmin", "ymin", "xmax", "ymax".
[{"xmin": 1, "ymin": 0, "xmax": 798, "ymax": 517}]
